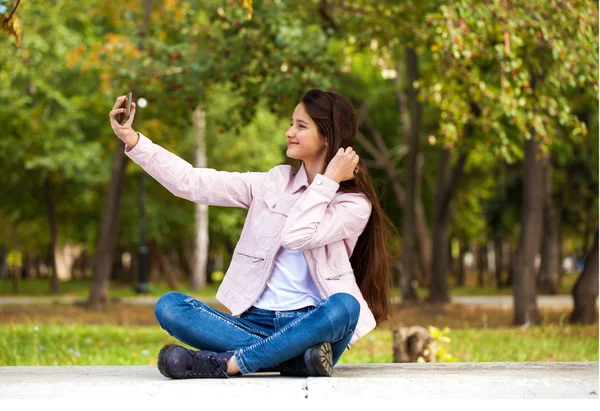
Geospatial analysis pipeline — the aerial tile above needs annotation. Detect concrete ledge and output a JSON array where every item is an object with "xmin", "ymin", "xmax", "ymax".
[{"xmin": 1, "ymin": 362, "xmax": 597, "ymax": 399}]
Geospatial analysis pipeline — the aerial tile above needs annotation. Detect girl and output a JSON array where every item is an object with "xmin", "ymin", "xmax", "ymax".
[{"xmin": 109, "ymin": 89, "xmax": 395, "ymax": 378}]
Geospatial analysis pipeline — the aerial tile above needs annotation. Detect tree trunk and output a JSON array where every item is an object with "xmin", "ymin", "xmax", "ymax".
[
  {"xmin": 538, "ymin": 158, "xmax": 561, "ymax": 294},
  {"xmin": 429, "ymin": 148, "xmax": 467, "ymax": 302},
  {"xmin": 176, "ymin": 240, "xmax": 191, "ymax": 280},
  {"xmin": 153, "ymin": 241, "xmax": 180, "ymax": 290},
  {"xmin": 44, "ymin": 174, "xmax": 60, "ymax": 294},
  {"xmin": 414, "ymin": 154, "xmax": 432, "ymax": 286},
  {"xmin": 181, "ymin": 236, "xmax": 195, "ymax": 277},
  {"xmin": 72, "ymin": 249, "xmax": 87, "ymax": 279},
  {"xmin": 87, "ymin": 144, "xmax": 129, "ymax": 308},
  {"xmin": 87, "ymin": 0, "xmax": 153, "ymax": 308},
  {"xmin": 511, "ymin": 137, "xmax": 544, "ymax": 325},
  {"xmin": 54, "ymin": 243, "xmax": 84, "ymax": 281},
  {"xmin": 494, "ymin": 240, "xmax": 504, "ymax": 288},
  {"xmin": 504, "ymin": 242, "xmax": 514, "ymax": 287},
  {"xmin": 581, "ymin": 197, "xmax": 594, "ymax": 261},
  {"xmin": 392, "ymin": 326, "xmax": 433, "ymax": 362},
  {"xmin": 148, "ymin": 244, "xmax": 161, "ymax": 284},
  {"xmin": 428, "ymin": 100, "xmax": 478, "ymax": 302},
  {"xmin": 33, "ymin": 254, "xmax": 40, "ymax": 279},
  {"xmin": 476, "ymin": 243, "xmax": 487, "ymax": 287},
  {"xmin": 357, "ymin": 112, "xmax": 432, "ymax": 294},
  {"xmin": 569, "ymin": 229, "xmax": 599, "ymax": 324},
  {"xmin": 395, "ymin": 47, "xmax": 421, "ymax": 302},
  {"xmin": 191, "ymin": 106, "xmax": 209, "ymax": 290},
  {"xmin": 448, "ymin": 239, "xmax": 455, "ymax": 285},
  {"xmin": 558, "ymin": 229, "xmax": 565, "ymax": 281},
  {"xmin": 457, "ymin": 239, "xmax": 466, "ymax": 287}
]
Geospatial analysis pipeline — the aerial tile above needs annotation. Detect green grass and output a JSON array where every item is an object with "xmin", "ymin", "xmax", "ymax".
[
  {"xmin": 1, "ymin": 323, "xmax": 596, "ymax": 366},
  {"xmin": 1, "ymin": 271, "xmax": 580, "ymax": 299},
  {"xmin": 337, "ymin": 326, "xmax": 599, "ymax": 364}
]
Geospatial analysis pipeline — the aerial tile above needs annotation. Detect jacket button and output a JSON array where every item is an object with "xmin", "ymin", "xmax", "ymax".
[{"xmin": 271, "ymin": 203, "xmax": 276, "ymax": 208}]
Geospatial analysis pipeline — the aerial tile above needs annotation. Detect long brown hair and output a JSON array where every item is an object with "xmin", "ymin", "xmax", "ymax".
[{"xmin": 299, "ymin": 89, "xmax": 398, "ymax": 325}]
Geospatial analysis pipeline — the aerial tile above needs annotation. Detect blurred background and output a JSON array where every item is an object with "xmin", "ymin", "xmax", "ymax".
[{"xmin": 0, "ymin": 0, "xmax": 597, "ymax": 366}]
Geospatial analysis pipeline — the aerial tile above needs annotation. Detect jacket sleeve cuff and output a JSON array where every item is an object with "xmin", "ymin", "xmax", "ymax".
[
  {"xmin": 124, "ymin": 132, "xmax": 153, "ymax": 165},
  {"xmin": 309, "ymin": 173, "xmax": 340, "ymax": 200}
]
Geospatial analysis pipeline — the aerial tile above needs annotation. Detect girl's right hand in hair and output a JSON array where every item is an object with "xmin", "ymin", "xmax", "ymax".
[
  {"xmin": 109, "ymin": 95, "xmax": 139, "ymax": 148},
  {"xmin": 324, "ymin": 147, "xmax": 360, "ymax": 183}
]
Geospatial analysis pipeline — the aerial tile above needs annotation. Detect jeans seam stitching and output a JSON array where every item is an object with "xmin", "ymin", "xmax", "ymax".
[
  {"xmin": 238, "ymin": 307, "xmax": 321, "ymax": 356},
  {"xmin": 185, "ymin": 298, "xmax": 268, "ymax": 339},
  {"xmin": 157, "ymin": 321, "xmax": 201, "ymax": 350}
]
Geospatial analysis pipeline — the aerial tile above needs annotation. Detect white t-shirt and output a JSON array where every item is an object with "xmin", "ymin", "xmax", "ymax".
[{"xmin": 253, "ymin": 246, "xmax": 322, "ymax": 311}]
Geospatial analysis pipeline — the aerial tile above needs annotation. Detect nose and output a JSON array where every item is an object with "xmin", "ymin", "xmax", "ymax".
[{"xmin": 285, "ymin": 128, "xmax": 294, "ymax": 139}]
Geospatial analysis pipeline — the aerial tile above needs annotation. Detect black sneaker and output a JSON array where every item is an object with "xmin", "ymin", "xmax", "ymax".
[
  {"xmin": 279, "ymin": 342, "xmax": 333, "ymax": 377},
  {"xmin": 157, "ymin": 343, "xmax": 177, "ymax": 372},
  {"xmin": 157, "ymin": 344, "xmax": 235, "ymax": 379}
]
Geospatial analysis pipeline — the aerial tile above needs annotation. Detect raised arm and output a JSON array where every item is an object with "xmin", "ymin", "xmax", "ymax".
[
  {"xmin": 280, "ymin": 174, "xmax": 372, "ymax": 250},
  {"xmin": 124, "ymin": 132, "xmax": 266, "ymax": 208}
]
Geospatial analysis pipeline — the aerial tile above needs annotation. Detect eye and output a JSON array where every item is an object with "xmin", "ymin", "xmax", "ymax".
[{"xmin": 290, "ymin": 122, "xmax": 305, "ymax": 128}]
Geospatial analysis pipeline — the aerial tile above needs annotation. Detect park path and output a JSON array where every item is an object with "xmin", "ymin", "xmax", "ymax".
[{"xmin": 0, "ymin": 294, "xmax": 579, "ymax": 308}]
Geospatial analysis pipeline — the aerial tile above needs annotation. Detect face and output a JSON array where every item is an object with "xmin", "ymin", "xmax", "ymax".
[{"xmin": 285, "ymin": 103, "xmax": 328, "ymax": 165}]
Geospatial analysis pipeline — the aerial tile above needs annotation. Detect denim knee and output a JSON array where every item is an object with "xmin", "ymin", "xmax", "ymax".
[
  {"xmin": 326, "ymin": 293, "xmax": 360, "ymax": 327},
  {"xmin": 154, "ymin": 291, "xmax": 186, "ymax": 327}
]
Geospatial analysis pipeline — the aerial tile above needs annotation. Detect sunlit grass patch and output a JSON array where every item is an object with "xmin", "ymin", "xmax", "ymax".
[
  {"xmin": 1, "ymin": 322, "xmax": 597, "ymax": 366},
  {"xmin": 337, "ymin": 323, "xmax": 598, "ymax": 364},
  {"xmin": 0, "ymin": 324, "xmax": 175, "ymax": 366}
]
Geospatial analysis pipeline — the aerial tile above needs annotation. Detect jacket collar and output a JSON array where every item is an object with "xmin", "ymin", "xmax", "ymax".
[{"xmin": 290, "ymin": 162, "xmax": 309, "ymax": 192}]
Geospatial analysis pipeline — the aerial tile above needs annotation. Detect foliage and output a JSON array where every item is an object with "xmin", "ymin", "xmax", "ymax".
[
  {"xmin": 0, "ymin": 0, "xmax": 22, "ymax": 47},
  {"xmin": 0, "ymin": 0, "xmax": 597, "ymax": 297},
  {"xmin": 423, "ymin": 0, "xmax": 598, "ymax": 152},
  {"xmin": 0, "ymin": 0, "xmax": 338, "ymax": 266}
]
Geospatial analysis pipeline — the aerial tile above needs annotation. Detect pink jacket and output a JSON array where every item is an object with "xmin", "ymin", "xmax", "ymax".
[{"xmin": 125, "ymin": 132, "xmax": 377, "ymax": 346}]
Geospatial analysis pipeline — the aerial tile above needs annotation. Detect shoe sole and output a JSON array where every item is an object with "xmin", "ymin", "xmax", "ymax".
[
  {"xmin": 309, "ymin": 342, "xmax": 333, "ymax": 377},
  {"xmin": 157, "ymin": 344, "xmax": 179, "ymax": 379}
]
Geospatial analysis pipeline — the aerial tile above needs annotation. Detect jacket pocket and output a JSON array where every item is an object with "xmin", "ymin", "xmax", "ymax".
[
  {"xmin": 234, "ymin": 251, "xmax": 265, "ymax": 263},
  {"xmin": 255, "ymin": 190, "xmax": 292, "ymax": 238},
  {"xmin": 226, "ymin": 248, "xmax": 268, "ymax": 293}
]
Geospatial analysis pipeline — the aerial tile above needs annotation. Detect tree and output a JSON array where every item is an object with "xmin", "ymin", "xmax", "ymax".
[
  {"xmin": 422, "ymin": 1, "xmax": 597, "ymax": 316},
  {"xmin": 0, "ymin": 0, "xmax": 108, "ymax": 294},
  {"xmin": 76, "ymin": 0, "xmax": 338, "ymax": 306},
  {"xmin": 316, "ymin": 0, "xmax": 439, "ymax": 300},
  {"xmin": 569, "ymin": 229, "xmax": 599, "ymax": 324}
]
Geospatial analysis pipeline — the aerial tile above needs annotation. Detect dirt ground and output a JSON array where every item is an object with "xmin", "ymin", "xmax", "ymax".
[{"xmin": 0, "ymin": 300, "xmax": 592, "ymax": 330}]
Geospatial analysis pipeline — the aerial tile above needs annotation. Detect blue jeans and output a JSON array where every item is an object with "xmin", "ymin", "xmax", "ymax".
[{"xmin": 154, "ymin": 291, "xmax": 360, "ymax": 375}]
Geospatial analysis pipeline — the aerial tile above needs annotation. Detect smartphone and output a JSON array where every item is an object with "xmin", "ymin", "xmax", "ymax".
[{"xmin": 117, "ymin": 92, "xmax": 133, "ymax": 125}]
